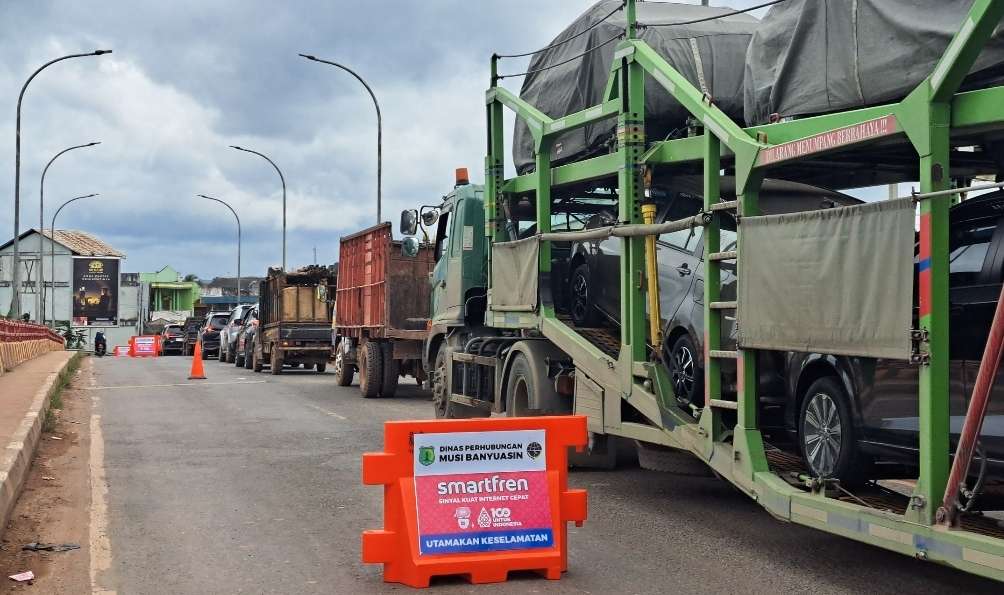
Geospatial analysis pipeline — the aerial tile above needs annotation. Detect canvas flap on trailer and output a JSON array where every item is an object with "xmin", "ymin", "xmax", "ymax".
[
  {"xmin": 737, "ymin": 198, "xmax": 915, "ymax": 360},
  {"xmin": 491, "ymin": 237, "xmax": 539, "ymax": 312}
]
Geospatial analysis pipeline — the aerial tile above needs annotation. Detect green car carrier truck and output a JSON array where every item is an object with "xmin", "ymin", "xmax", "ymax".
[{"xmin": 396, "ymin": 0, "xmax": 1004, "ymax": 581}]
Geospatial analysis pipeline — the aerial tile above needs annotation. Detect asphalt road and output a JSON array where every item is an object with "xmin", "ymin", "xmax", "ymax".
[{"xmin": 89, "ymin": 355, "xmax": 1000, "ymax": 594}]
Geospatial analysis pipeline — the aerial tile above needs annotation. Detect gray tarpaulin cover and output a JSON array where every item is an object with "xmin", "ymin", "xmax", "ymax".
[
  {"xmin": 491, "ymin": 237, "xmax": 539, "ymax": 311},
  {"xmin": 513, "ymin": 1, "xmax": 758, "ymax": 174},
  {"xmin": 737, "ymin": 198, "xmax": 915, "ymax": 360},
  {"xmin": 744, "ymin": 0, "xmax": 1004, "ymax": 125}
]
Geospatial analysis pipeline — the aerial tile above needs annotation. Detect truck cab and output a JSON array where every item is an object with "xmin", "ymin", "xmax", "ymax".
[{"xmin": 403, "ymin": 170, "xmax": 488, "ymax": 374}]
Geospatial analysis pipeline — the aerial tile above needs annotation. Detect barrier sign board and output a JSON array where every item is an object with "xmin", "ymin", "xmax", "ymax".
[
  {"xmin": 413, "ymin": 430, "xmax": 551, "ymax": 555},
  {"xmin": 362, "ymin": 416, "xmax": 587, "ymax": 587},
  {"xmin": 129, "ymin": 335, "xmax": 160, "ymax": 357}
]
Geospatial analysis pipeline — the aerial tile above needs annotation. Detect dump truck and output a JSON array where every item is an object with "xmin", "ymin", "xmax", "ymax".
[
  {"xmin": 331, "ymin": 222, "xmax": 434, "ymax": 397},
  {"xmin": 251, "ymin": 266, "xmax": 333, "ymax": 374},
  {"xmin": 395, "ymin": 0, "xmax": 1004, "ymax": 581}
]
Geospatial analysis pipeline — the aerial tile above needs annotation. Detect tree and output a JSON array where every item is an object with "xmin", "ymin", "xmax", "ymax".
[{"xmin": 183, "ymin": 274, "xmax": 198, "ymax": 282}]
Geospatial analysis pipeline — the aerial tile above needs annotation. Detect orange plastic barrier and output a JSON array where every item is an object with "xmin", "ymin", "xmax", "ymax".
[
  {"xmin": 128, "ymin": 335, "xmax": 160, "ymax": 357},
  {"xmin": 362, "ymin": 415, "xmax": 588, "ymax": 588}
]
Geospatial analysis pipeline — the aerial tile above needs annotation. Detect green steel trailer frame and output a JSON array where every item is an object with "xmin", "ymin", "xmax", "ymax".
[{"xmin": 482, "ymin": 0, "xmax": 1004, "ymax": 580}]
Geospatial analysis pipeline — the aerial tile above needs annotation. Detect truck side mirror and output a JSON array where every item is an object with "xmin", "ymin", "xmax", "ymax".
[
  {"xmin": 400, "ymin": 209, "xmax": 419, "ymax": 236},
  {"xmin": 401, "ymin": 236, "xmax": 420, "ymax": 258},
  {"xmin": 421, "ymin": 209, "xmax": 439, "ymax": 227}
]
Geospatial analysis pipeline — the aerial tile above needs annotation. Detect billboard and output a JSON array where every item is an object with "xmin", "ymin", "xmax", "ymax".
[{"xmin": 72, "ymin": 257, "xmax": 119, "ymax": 325}]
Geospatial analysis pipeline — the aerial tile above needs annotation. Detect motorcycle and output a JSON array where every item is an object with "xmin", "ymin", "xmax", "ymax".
[{"xmin": 94, "ymin": 331, "xmax": 107, "ymax": 357}]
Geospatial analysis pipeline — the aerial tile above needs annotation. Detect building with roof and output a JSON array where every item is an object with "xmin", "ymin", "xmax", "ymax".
[
  {"xmin": 0, "ymin": 228, "xmax": 140, "ymax": 346},
  {"xmin": 140, "ymin": 265, "xmax": 200, "ymax": 315}
]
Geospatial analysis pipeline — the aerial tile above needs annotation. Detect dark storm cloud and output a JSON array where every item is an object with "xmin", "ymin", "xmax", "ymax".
[{"xmin": 1, "ymin": 1, "xmax": 762, "ymax": 277}]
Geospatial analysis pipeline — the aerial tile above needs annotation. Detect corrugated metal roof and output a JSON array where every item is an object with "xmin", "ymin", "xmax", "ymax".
[{"xmin": 40, "ymin": 229, "xmax": 126, "ymax": 258}]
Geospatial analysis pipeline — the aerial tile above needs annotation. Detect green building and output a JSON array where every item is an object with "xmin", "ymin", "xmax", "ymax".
[{"xmin": 140, "ymin": 266, "xmax": 200, "ymax": 313}]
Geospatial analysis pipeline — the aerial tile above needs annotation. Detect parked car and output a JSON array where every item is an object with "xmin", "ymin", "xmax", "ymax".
[
  {"xmin": 182, "ymin": 316, "xmax": 203, "ymax": 356},
  {"xmin": 781, "ymin": 191, "xmax": 1004, "ymax": 483},
  {"xmin": 566, "ymin": 176, "xmax": 861, "ymax": 409},
  {"xmin": 219, "ymin": 304, "xmax": 255, "ymax": 363},
  {"xmin": 161, "ymin": 324, "xmax": 186, "ymax": 355},
  {"xmin": 235, "ymin": 306, "xmax": 258, "ymax": 368},
  {"xmin": 198, "ymin": 312, "xmax": 230, "ymax": 359},
  {"xmin": 567, "ymin": 180, "xmax": 1004, "ymax": 484}
]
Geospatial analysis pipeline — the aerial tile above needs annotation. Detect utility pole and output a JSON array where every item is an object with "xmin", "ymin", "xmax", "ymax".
[
  {"xmin": 299, "ymin": 54, "xmax": 383, "ymax": 224},
  {"xmin": 10, "ymin": 49, "xmax": 111, "ymax": 318}
]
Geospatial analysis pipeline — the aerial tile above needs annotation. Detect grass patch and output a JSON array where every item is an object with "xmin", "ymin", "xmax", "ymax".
[
  {"xmin": 45, "ymin": 352, "xmax": 82, "ymax": 426},
  {"xmin": 42, "ymin": 408, "xmax": 57, "ymax": 433}
]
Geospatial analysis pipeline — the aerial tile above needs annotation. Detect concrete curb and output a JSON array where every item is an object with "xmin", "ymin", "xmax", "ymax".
[{"xmin": 0, "ymin": 350, "xmax": 81, "ymax": 535}]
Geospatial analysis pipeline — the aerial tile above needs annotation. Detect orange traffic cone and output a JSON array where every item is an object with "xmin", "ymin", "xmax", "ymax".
[{"xmin": 188, "ymin": 340, "xmax": 207, "ymax": 380}]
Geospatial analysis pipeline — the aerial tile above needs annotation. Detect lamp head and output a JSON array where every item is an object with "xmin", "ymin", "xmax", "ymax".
[
  {"xmin": 230, "ymin": 145, "xmax": 243, "ymax": 151},
  {"xmin": 93, "ymin": 49, "xmax": 112, "ymax": 56},
  {"xmin": 299, "ymin": 53, "xmax": 317, "ymax": 61}
]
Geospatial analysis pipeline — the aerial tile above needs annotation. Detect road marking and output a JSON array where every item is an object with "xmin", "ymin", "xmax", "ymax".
[
  {"xmin": 82, "ymin": 380, "xmax": 267, "ymax": 390},
  {"xmin": 305, "ymin": 403, "xmax": 347, "ymax": 420},
  {"xmin": 90, "ymin": 412, "xmax": 115, "ymax": 595}
]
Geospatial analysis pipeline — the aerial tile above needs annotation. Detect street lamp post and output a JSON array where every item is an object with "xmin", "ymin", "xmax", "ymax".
[
  {"xmin": 39, "ymin": 141, "xmax": 100, "ymax": 324},
  {"xmin": 298, "ymin": 54, "xmax": 382, "ymax": 224},
  {"xmin": 197, "ymin": 194, "xmax": 241, "ymax": 305},
  {"xmin": 10, "ymin": 49, "xmax": 111, "ymax": 319},
  {"xmin": 49, "ymin": 193, "xmax": 99, "ymax": 324},
  {"xmin": 230, "ymin": 146, "xmax": 286, "ymax": 270}
]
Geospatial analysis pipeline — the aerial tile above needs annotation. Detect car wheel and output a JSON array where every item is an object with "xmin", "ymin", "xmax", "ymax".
[
  {"xmin": 432, "ymin": 343, "xmax": 478, "ymax": 418},
  {"xmin": 569, "ymin": 263, "xmax": 599, "ymax": 327},
  {"xmin": 333, "ymin": 348, "xmax": 354, "ymax": 386},
  {"xmin": 359, "ymin": 341, "xmax": 383, "ymax": 398},
  {"xmin": 252, "ymin": 348, "xmax": 263, "ymax": 373},
  {"xmin": 798, "ymin": 377, "xmax": 866, "ymax": 484},
  {"xmin": 218, "ymin": 344, "xmax": 226, "ymax": 362},
  {"xmin": 245, "ymin": 348, "xmax": 254, "ymax": 370},
  {"xmin": 380, "ymin": 342, "xmax": 399, "ymax": 397},
  {"xmin": 316, "ymin": 362, "xmax": 327, "ymax": 373},
  {"xmin": 235, "ymin": 347, "xmax": 244, "ymax": 367},
  {"xmin": 668, "ymin": 335, "xmax": 704, "ymax": 409}
]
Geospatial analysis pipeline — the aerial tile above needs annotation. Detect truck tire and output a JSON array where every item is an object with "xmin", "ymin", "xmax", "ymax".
[
  {"xmin": 252, "ymin": 347, "xmax": 263, "ymax": 372},
  {"xmin": 333, "ymin": 348, "xmax": 354, "ymax": 386},
  {"xmin": 432, "ymin": 343, "xmax": 480, "ymax": 418},
  {"xmin": 359, "ymin": 341, "xmax": 383, "ymax": 398},
  {"xmin": 270, "ymin": 347, "xmax": 283, "ymax": 375},
  {"xmin": 380, "ymin": 342, "xmax": 399, "ymax": 397},
  {"xmin": 505, "ymin": 353, "xmax": 544, "ymax": 417},
  {"xmin": 316, "ymin": 362, "xmax": 327, "ymax": 373}
]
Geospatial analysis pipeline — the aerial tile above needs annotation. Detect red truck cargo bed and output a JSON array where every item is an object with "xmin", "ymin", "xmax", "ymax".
[{"xmin": 335, "ymin": 223, "xmax": 434, "ymax": 339}]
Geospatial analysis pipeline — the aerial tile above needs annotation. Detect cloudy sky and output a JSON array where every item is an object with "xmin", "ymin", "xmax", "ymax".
[{"xmin": 1, "ymin": 1, "xmax": 769, "ymax": 279}]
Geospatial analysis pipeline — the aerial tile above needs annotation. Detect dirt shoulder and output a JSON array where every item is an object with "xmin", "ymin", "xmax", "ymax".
[{"xmin": 0, "ymin": 358, "xmax": 92, "ymax": 594}]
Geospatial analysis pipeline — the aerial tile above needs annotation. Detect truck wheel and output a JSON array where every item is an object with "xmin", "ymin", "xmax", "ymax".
[
  {"xmin": 380, "ymin": 342, "xmax": 399, "ymax": 397},
  {"xmin": 270, "ymin": 348, "xmax": 283, "ymax": 375},
  {"xmin": 316, "ymin": 362, "xmax": 327, "ymax": 373},
  {"xmin": 432, "ymin": 344, "xmax": 479, "ymax": 418},
  {"xmin": 359, "ymin": 341, "xmax": 383, "ymax": 398},
  {"xmin": 505, "ymin": 353, "xmax": 544, "ymax": 417},
  {"xmin": 252, "ymin": 348, "xmax": 263, "ymax": 373},
  {"xmin": 333, "ymin": 348, "xmax": 354, "ymax": 386}
]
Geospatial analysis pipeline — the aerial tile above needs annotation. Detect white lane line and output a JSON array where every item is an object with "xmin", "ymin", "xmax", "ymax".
[
  {"xmin": 305, "ymin": 403, "xmax": 347, "ymax": 420},
  {"xmin": 90, "ymin": 412, "xmax": 115, "ymax": 595},
  {"xmin": 82, "ymin": 380, "xmax": 267, "ymax": 390}
]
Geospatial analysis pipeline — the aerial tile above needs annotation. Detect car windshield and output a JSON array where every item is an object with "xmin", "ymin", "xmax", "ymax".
[
  {"xmin": 209, "ymin": 316, "xmax": 228, "ymax": 330},
  {"xmin": 164, "ymin": 326, "xmax": 182, "ymax": 335}
]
